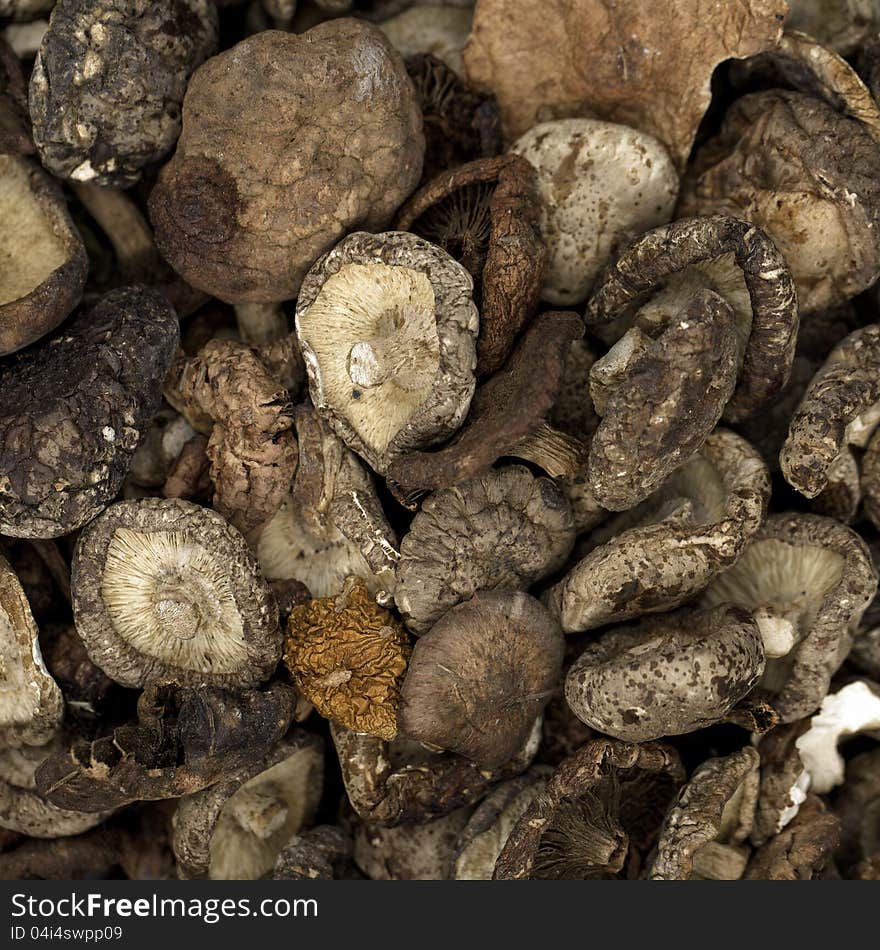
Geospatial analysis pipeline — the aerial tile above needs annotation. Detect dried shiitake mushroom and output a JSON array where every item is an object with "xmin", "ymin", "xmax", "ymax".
[
  {"xmin": 751, "ymin": 720, "xmax": 811, "ymax": 846},
  {"xmin": 172, "ymin": 731, "xmax": 323, "ymax": 880},
  {"xmin": 380, "ymin": 3, "xmax": 472, "ymax": 74},
  {"xmin": 128, "ymin": 409, "xmax": 196, "ymax": 491},
  {"xmin": 0, "ymin": 286, "xmax": 179, "ymax": 538},
  {"xmin": 394, "ymin": 465, "xmax": 574, "ymax": 635},
  {"xmin": 565, "ymin": 604, "xmax": 766, "ymax": 742},
  {"xmin": 29, "ymin": 0, "xmax": 218, "ymax": 187},
  {"xmin": 72, "ymin": 498, "xmax": 282, "ymax": 689},
  {"xmin": 701, "ymin": 513, "xmax": 877, "ymax": 721},
  {"xmin": 272, "ymin": 825, "xmax": 355, "ymax": 881},
  {"xmin": 296, "ymin": 230, "xmax": 477, "ymax": 474},
  {"xmin": 149, "ymin": 21, "xmax": 424, "ymax": 303},
  {"xmin": 283, "ymin": 577, "xmax": 410, "ymax": 741},
  {"xmin": 509, "ymin": 119, "xmax": 678, "ymax": 306},
  {"xmin": 832, "ymin": 747, "xmax": 880, "ymax": 874},
  {"xmin": 399, "ymin": 591, "xmax": 564, "ymax": 769},
  {"xmin": 744, "ymin": 794, "xmax": 840, "ymax": 879}
]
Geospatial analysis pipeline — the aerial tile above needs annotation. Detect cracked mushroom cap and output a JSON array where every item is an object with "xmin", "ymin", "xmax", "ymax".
[
  {"xmin": 565, "ymin": 604, "xmax": 765, "ymax": 743},
  {"xmin": 0, "ymin": 553, "xmax": 62, "ymax": 748},
  {"xmin": 149, "ymin": 21, "xmax": 424, "ymax": 304},
  {"xmin": 172, "ymin": 730, "xmax": 324, "ymax": 880},
  {"xmin": 296, "ymin": 230, "xmax": 478, "ymax": 474},
  {"xmin": 394, "ymin": 465, "xmax": 575, "ymax": 635},
  {"xmin": 547, "ymin": 428, "xmax": 770, "ymax": 633},
  {"xmin": 399, "ymin": 592, "xmax": 564, "ymax": 769},
  {"xmin": 701, "ymin": 512, "xmax": 877, "ymax": 722},
  {"xmin": 71, "ymin": 498, "xmax": 283, "ymax": 689},
  {"xmin": 649, "ymin": 747, "xmax": 760, "ymax": 880},
  {"xmin": 509, "ymin": 118, "xmax": 678, "ymax": 306},
  {"xmin": 0, "ymin": 285, "xmax": 180, "ymax": 538},
  {"xmin": 29, "ymin": 0, "xmax": 218, "ymax": 187}
]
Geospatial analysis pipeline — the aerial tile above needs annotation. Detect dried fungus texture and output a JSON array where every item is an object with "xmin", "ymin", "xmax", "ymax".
[
  {"xmin": 463, "ymin": 0, "xmax": 787, "ymax": 168},
  {"xmin": 0, "ymin": 286, "xmax": 179, "ymax": 538},
  {"xmin": 164, "ymin": 339, "xmax": 297, "ymax": 535},
  {"xmin": 752, "ymin": 720, "xmax": 811, "ymax": 846},
  {"xmin": 283, "ymin": 577, "xmax": 411, "ymax": 741},
  {"xmin": 0, "ymin": 37, "xmax": 31, "ymax": 154},
  {"xmin": 273, "ymin": 826, "xmax": 354, "ymax": 881},
  {"xmin": 744, "ymin": 795, "xmax": 840, "ymax": 879},
  {"xmin": 149, "ymin": 21, "xmax": 424, "ymax": 303},
  {"xmin": 395, "ymin": 465, "xmax": 575, "ymax": 635},
  {"xmin": 29, "ymin": 0, "xmax": 218, "ymax": 187}
]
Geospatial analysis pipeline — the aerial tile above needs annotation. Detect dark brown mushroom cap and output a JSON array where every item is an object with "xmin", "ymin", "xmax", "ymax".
[
  {"xmin": 399, "ymin": 591, "xmax": 564, "ymax": 769},
  {"xmin": 72, "ymin": 498, "xmax": 282, "ymax": 689},
  {"xmin": 394, "ymin": 465, "xmax": 575, "ymax": 635},
  {"xmin": 585, "ymin": 215, "xmax": 799, "ymax": 424},
  {"xmin": 272, "ymin": 825, "xmax": 354, "ymax": 881},
  {"xmin": 744, "ymin": 794, "xmax": 840, "ymax": 880},
  {"xmin": 35, "ymin": 680, "xmax": 296, "ymax": 813},
  {"xmin": 0, "ymin": 286, "xmax": 179, "ymax": 538},
  {"xmin": 752, "ymin": 719, "xmax": 811, "ymax": 846},
  {"xmin": 395, "ymin": 154, "xmax": 545, "ymax": 376},
  {"xmin": 149, "ymin": 21, "xmax": 424, "ymax": 304},
  {"xmin": 172, "ymin": 730, "xmax": 324, "ymax": 880},
  {"xmin": 0, "ymin": 37, "xmax": 32, "ymax": 154},
  {"xmin": 493, "ymin": 738, "xmax": 684, "ymax": 880},
  {"xmin": 650, "ymin": 747, "xmax": 760, "ymax": 880},
  {"xmin": 0, "ymin": 155, "xmax": 86, "ymax": 357},
  {"xmin": 781, "ymin": 324, "xmax": 880, "ymax": 499},
  {"xmin": 565, "ymin": 604, "xmax": 765, "ymax": 742},
  {"xmin": 29, "ymin": 0, "xmax": 218, "ymax": 187}
]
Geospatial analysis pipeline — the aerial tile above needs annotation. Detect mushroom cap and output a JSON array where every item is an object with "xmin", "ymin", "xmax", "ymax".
[
  {"xmin": 0, "ymin": 553, "xmax": 63, "ymax": 748},
  {"xmin": 509, "ymin": 118, "xmax": 678, "ymax": 306},
  {"xmin": 149, "ymin": 21, "xmax": 424, "ymax": 303},
  {"xmin": 0, "ymin": 155, "xmax": 86, "ymax": 356},
  {"xmin": 380, "ymin": 5, "xmax": 473, "ymax": 75},
  {"xmin": 565, "ymin": 604, "xmax": 766, "ymax": 742},
  {"xmin": 72, "ymin": 497, "xmax": 282, "ymax": 689},
  {"xmin": 399, "ymin": 591, "xmax": 564, "ymax": 769},
  {"xmin": 744, "ymin": 794, "xmax": 841, "ymax": 879},
  {"xmin": 0, "ymin": 285, "xmax": 180, "ymax": 538},
  {"xmin": 29, "ymin": 0, "xmax": 218, "ymax": 187},
  {"xmin": 395, "ymin": 465, "xmax": 575, "ymax": 635},
  {"xmin": 272, "ymin": 824, "xmax": 354, "ymax": 881},
  {"xmin": 751, "ymin": 719, "xmax": 812, "ymax": 846},
  {"xmin": 296, "ymin": 230, "xmax": 478, "ymax": 474}
]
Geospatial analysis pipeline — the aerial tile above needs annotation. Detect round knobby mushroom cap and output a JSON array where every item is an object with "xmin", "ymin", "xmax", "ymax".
[
  {"xmin": 29, "ymin": 0, "xmax": 218, "ymax": 187},
  {"xmin": 71, "ymin": 498, "xmax": 283, "ymax": 689},
  {"xmin": 547, "ymin": 428, "xmax": 770, "ymax": 633},
  {"xmin": 0, "ymin": 554, "xmax": 62, "ymax": 748},
  {"xmin": 172, "ymin": 731, "xmax": 324, "ymax": 880},
  {"xmin": 395, "ymin": 465, "xmax": 575, "ymax": 635},
  {"xmin": 565, "ymin": 604, "xmax": 765, "ymax": 743},
  {"xmin": 148, "ymin": 21, "xmax": 424, "ymax": 304},
  {"xmin": 380, "ymin": 4, "xmax": 473, "ymax": 75},
  {"xmin": 508, "ymin": 118, "xmax": 678, "ymax": 306},
  {"xmin": 0, "ymin": 155, "xmax": 86, "ymax": 356},
  {"xmin": 700, "ymin": 512, "xmax": 878, "ymax": 722},
  {"xmin": 398, "ymin": 591, "xmax": 564, "ymax": 769},
  {"xmin": 0, "ymin": 285, "xmax": 180, "ymax": 538},
  {"xmin": 649, "ymin": 747, "xmax": 760, "ymax": 881},
  {"xmin": 296, "ymin": 230, "xmax": 478, "ymax": 474}
]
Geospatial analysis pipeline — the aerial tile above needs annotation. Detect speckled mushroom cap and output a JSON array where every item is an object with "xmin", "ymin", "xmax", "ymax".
[
  {"xmin": 0, "ymin": 155, "xmax": 86, "ymax": 356},
  {"xmin": 395, "ymin": 465, "xmax": 574, "ymax": 635},
  {"xmin": 564, "ymin": 604, "xmax": 766, "ymax": 742},
  {"xmin": 0, "ymin": 553, "xmax": 63, "ymax": 748},
  {"xmin": 172, "ymin": 731, "xmax": 324, "ymax": 880},
  {"xmin": 296, "ymin": 230, "xmax": 478, "ymax": 474},
  {"xmin": 71, "ymin": 498, "xmax": 283, "ymax": 689},
  {"xmin": 547, "ymin": 429, "xmax": 770, "ymax": 633},
  {"xmin": 701, "ymin": 512, "xmax": 878, "ymax": 722},
  {"xmin": 509, "ymin": 118, "xmax": 678, "ymax": 306}
]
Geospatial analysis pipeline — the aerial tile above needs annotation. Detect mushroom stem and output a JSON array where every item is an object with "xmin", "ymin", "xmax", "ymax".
[
  {"xmin": 229, "ymin": 788, "xmax": 288, "ymax": 840},
  {"xmin": 234, "ymin": 302, "xmax": 289, "ymax": 346},
  {"xmin": 510, "ymin": 423, "xmax": 588, "ymax": 477}
]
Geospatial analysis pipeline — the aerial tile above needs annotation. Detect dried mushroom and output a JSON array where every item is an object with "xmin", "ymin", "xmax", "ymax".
[
  {"xmin": 744, "ymin": 795, "xmax": 840, "ymax": 879},
  {"xmin": 272, "ymin": 825, "xmax": 354, "ymax": 881},
  {"xmin": 29, "ymin": 0, "xmax": 218, "ymax": 187},
  {"xmin": 509, "ymin": 119, "xmax": 678, "ymax": 306},
  {"xmin": 72, "ymin": 498, "xmax": 282, "ymax": 689},
  {"xmin": 283, "ymin": 577, "xmax": 410, "ymax": 740},
  {"xmin": 0, "ymin": 36, "xmax": 31, "ymax": 154},
  {"xmin": 832, "ymin": 747, "xmax": 880, "ymax": 874},
  {"xmin": 394, "ymin": 465, "xmax": 574, "ymax": 635},
  {"xmin": 380, "ymin": 4, "xmax": 472, "ymax": 74},
  {"xmin": 752, "ymin": 720, "xmax": 811, "ymax": 845},
  {"xmin": 149, "ymin": 21, "xmax": 424, "ymax": 303},
  {"xmin": 395, "ymin": 154, "xmax": 544, "ymax": 376},
  {"xmin": 701, "ymin": 513, "xmax": 877, "ymax": 721},
  {"xmin": 787, "ymin": 0, "xmax": 879, "ymax": 53},
  {"xmin": 399, "ymin": 591, "xmax": 564, "ymax": 769},
  {"xmin": 34, "ymin": 681, "xmax": 296, "ymax": 812},
  {"xmin": 296, "ymin": 230, "xmax": 477, "ymax": 474},
  {"xmin": 650, "ymin": 747, "xmax": 760, "ymax": 880},
  {"xmin": 172, "ymin": 731, "xmax": 323, "ymax": 880},
  {"xmin": 0, "ymin": 286, "xmax": 179, "ymax": 538},
  {"xmin": 128, "ymin": 409, "xmax": 196, "ymax": 491},
  {"xmin": 38, "ymin": 622, "xmax": 115, "ymax": 725}
]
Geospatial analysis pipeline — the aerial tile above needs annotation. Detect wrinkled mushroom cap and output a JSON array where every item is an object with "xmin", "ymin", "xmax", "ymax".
[{"xmin": 72, "ymin": 498, "xmax": 282, "ymax": 689}]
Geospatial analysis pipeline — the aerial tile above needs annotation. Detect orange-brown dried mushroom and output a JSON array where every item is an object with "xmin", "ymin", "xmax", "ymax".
[{"xmin": 284, "ymin": 577, "xmax": 411, "ymax": 740}]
